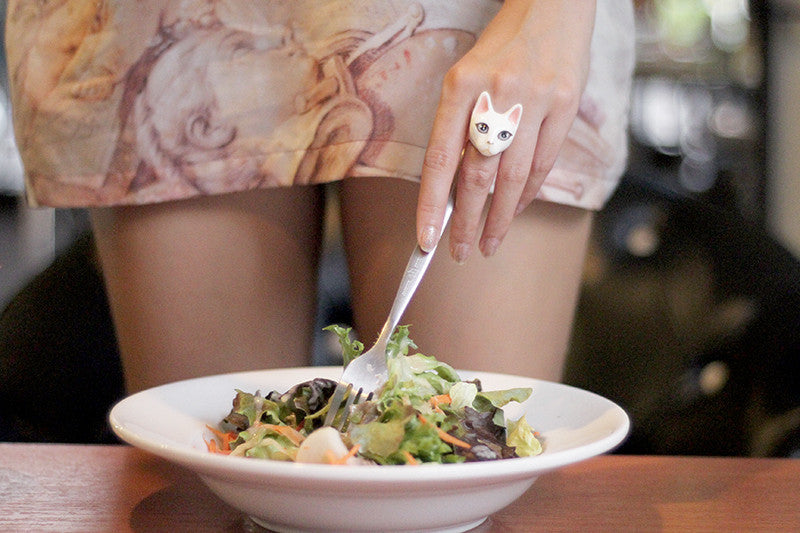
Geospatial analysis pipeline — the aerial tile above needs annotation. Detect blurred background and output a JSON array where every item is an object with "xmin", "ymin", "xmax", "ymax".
[{"xmin": 1, "ymin": 0, "xmax": 799, "ymax": 456}]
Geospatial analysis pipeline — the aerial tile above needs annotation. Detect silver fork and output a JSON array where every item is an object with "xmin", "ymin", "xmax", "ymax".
[{"xmin": 323, "ymin": 194, "xmax": 455, "ymax": 429}]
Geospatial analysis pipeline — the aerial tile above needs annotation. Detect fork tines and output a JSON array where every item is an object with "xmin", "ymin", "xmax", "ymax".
[{"xmin": 323, "ymin": 382, "xmax": 372, "ymax": 431}]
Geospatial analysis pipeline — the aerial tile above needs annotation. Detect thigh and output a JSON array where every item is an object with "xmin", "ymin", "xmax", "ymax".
[
  {"xmin": 90, "ymin": 187, "xmax": 325, "ymax": 392},
  {"xmin": 339, "ymin": 177, "xmax": 592, "ymax": 381}
]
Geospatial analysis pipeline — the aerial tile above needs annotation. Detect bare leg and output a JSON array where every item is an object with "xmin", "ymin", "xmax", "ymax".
[
  {"xmin": 339, "ymin": 177, "xmax": 592, "ymax": 381},
  {"xmin": 90, "ymin": 187, "xmax": 325, "ymax": 392}
]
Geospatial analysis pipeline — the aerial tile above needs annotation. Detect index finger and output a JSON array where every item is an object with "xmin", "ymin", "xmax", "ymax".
[{"xmin": 416, "ymin": 95, "xmax": 471, "ymax": 252}]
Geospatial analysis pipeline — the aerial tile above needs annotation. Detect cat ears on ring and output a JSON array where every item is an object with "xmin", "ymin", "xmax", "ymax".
[{"xmin": 474, "ymin": 91, "xmax": 523, "ymax": 127}]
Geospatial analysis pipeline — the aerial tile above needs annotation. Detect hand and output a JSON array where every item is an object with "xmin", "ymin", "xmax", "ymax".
[{"xmin": 416, "ymin": 0, "xmax": 597, "ymax": 263}]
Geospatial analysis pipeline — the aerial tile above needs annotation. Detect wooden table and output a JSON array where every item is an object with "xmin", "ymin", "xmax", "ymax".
[{"xmin": 1, "ymin": 443, "xmax": 798, "ymax": 532}]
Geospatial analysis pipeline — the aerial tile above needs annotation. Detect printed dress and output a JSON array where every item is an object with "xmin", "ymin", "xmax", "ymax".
[{"xmin": 5, "ymin": 0, "xmax": 635, "ymax": 209}]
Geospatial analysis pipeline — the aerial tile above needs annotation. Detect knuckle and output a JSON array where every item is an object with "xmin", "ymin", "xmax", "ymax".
[
  {"xmin": 527, "ymin": 72, "xmax": 581, "ymax": 110},
  {"xmin": 448, "ymin": 225, "xmax": 470, "ymax": 244},
  {"xmin": 416, "ymin": 198, "xmax": 440, "ymax": 219},
  {"xmin": 531, "ymin": 157, "xmax": 555, "ymax": 180},
  {"xmin": 461, "ymin": 165, "xmax": 496, "ymax": 191},
  {"xmin": 449, "ymin": 219, "xmax": 479, "ymax": 245},
  {"xmin": 497, "ymin": 161, "xmax": 530, "ymax": 187},
  {"xmin": 527, "ymin": 71, "xmax": 557, "ymax": 98},
  {"xmin": 552, "ymin": 80, "xmax": 581, "ymax": 111},
  {"xmin": 491, "ymin": 70, "xmax": 521, "ymax": 96},
  {"xmin": 422, "ymin": 146, "xmax": 455, "ymax": 174},
  {"xmin": 443, "ymin": 63, "xmax": 480, "ymax": 95}
]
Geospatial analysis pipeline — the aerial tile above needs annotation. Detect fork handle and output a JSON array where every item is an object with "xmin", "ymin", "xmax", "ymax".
[{"xmin": 376, "ymin": 193, "xmax": 455, "ymax": 345}]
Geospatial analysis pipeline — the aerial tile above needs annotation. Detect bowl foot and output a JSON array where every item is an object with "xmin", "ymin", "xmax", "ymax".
[{"xmin": 249, "ymin": 515, "xmax": 488, "ymax": 533}]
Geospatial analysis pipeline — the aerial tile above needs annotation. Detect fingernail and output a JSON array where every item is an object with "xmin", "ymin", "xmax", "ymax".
[
  {"xmin": 451, "ymin": 243, "xmax": 470, "ymax": 265},
  {"xmin": 420, "ymin": 225, "xmax": 438, "ymax": 252},
  {"xmin": 481, "ymin": 237, "xmax": 500, "ymax": 257}
]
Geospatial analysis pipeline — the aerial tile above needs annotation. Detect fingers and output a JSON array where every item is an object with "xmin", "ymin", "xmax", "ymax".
[
  {"xmin": 449, "ymin": 143, "xmax": 498, "ymax": 263},
  {"xmin": 416, "ymin": 1, "xmax": 596, "ymax": 262},
  {"xmin": 416, "ymin": 95, "xmax": 472, "ymax": 253},
  {"xmin": 450, "ymin": 96, "xmax": 580, "ymax": 263},
  {"xmin": 516, "ymin": 102, "xmax": 579, "ymax": 214},
  {"xmin": 479, "ymin": 94, "xmax": 541, "ymax": 256},
  {"xmin": 451, "ymin": 104, "xmax": 538, "ymax": 262}
]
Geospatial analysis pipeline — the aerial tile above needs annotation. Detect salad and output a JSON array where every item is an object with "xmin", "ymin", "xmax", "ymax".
[{"xmin": 206, "ymin": 325, "xmax": 542, "ymax": 465}]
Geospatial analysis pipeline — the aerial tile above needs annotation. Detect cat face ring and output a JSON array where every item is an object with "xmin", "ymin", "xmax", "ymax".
[{"xmin": 469, "ymin": 91, "xmax": 523, "ymax": 157}]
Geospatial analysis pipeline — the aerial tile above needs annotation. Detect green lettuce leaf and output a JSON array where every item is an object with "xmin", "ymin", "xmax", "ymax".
[
  {"xmin": 379, "ymin": 326, "xmax": 461, "ymax": 403},
  {"xmin": 231, "ymin": 425, "xmax": 299, "ymax": 461},
  {"xmin": 397, "ymin": 414, "xmax": 456, "ymax": 463},
  {"xmin": 349, "ymin": 418, "xmax": 407, "ymax": 460},
  {"xmin": 506, "ymin": 416, "xmax": 542, "ymax": 457},
  {"xmin": 223, "ymin": 390, "xmax": 285, "ymax": 429},
  {"xmin": 324, "ymin": 324, "xmax": 364, "ymax": 367},
  {"xmin": 448, "ymin": 381, "xmax": 478, "ymax": 411},
  {"xmin": 473, "ymin": 388, "xmax": 532, "ymax": 412}
]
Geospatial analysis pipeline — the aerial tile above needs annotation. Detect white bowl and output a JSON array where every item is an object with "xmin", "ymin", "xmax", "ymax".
[{"xmin": 109, "ymin": 367, "xmax": 629, "ymax": 533}]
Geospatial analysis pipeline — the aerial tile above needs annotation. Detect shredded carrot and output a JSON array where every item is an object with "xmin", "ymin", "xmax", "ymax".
[
  {"xmin": 205, "ymin": 424, "xmax": 237, "ymax": 453},
  {"xmin": 401, "ymin": 450, "xmax": 419, "ymax": 465},
  {"xmin": 327, "ymin": 444, "xmax": 361, "ymax": 465},
  {"xmin": 429, "ymin": 394, "xmax": 451, "ymax": 413},
  {"xmin": 417, "ymin": 414, "xmax": 471, "ymax": 449},
  {"xmin": 206, "ymin": 438, "xmax": 219, "ymax": 453},
  {"xmin": 435, "ymin": 428, "xmax": 471, "ymax": 449}
]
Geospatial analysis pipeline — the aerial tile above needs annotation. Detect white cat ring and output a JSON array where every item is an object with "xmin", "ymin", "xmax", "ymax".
[{"xmin": 468, "ymin": 91, "xmax": 523, "ymax": 157}]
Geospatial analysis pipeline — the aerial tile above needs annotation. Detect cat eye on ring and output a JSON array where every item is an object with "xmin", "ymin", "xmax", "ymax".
[{"xmin": 468, "ymin": 91, "xmax": 523, "ymax": 157}]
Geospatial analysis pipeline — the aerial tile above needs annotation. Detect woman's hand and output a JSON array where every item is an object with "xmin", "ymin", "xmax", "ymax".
[{"xmin": 416, "ymin": 0, "xmax": 597, "ymax": 262}]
